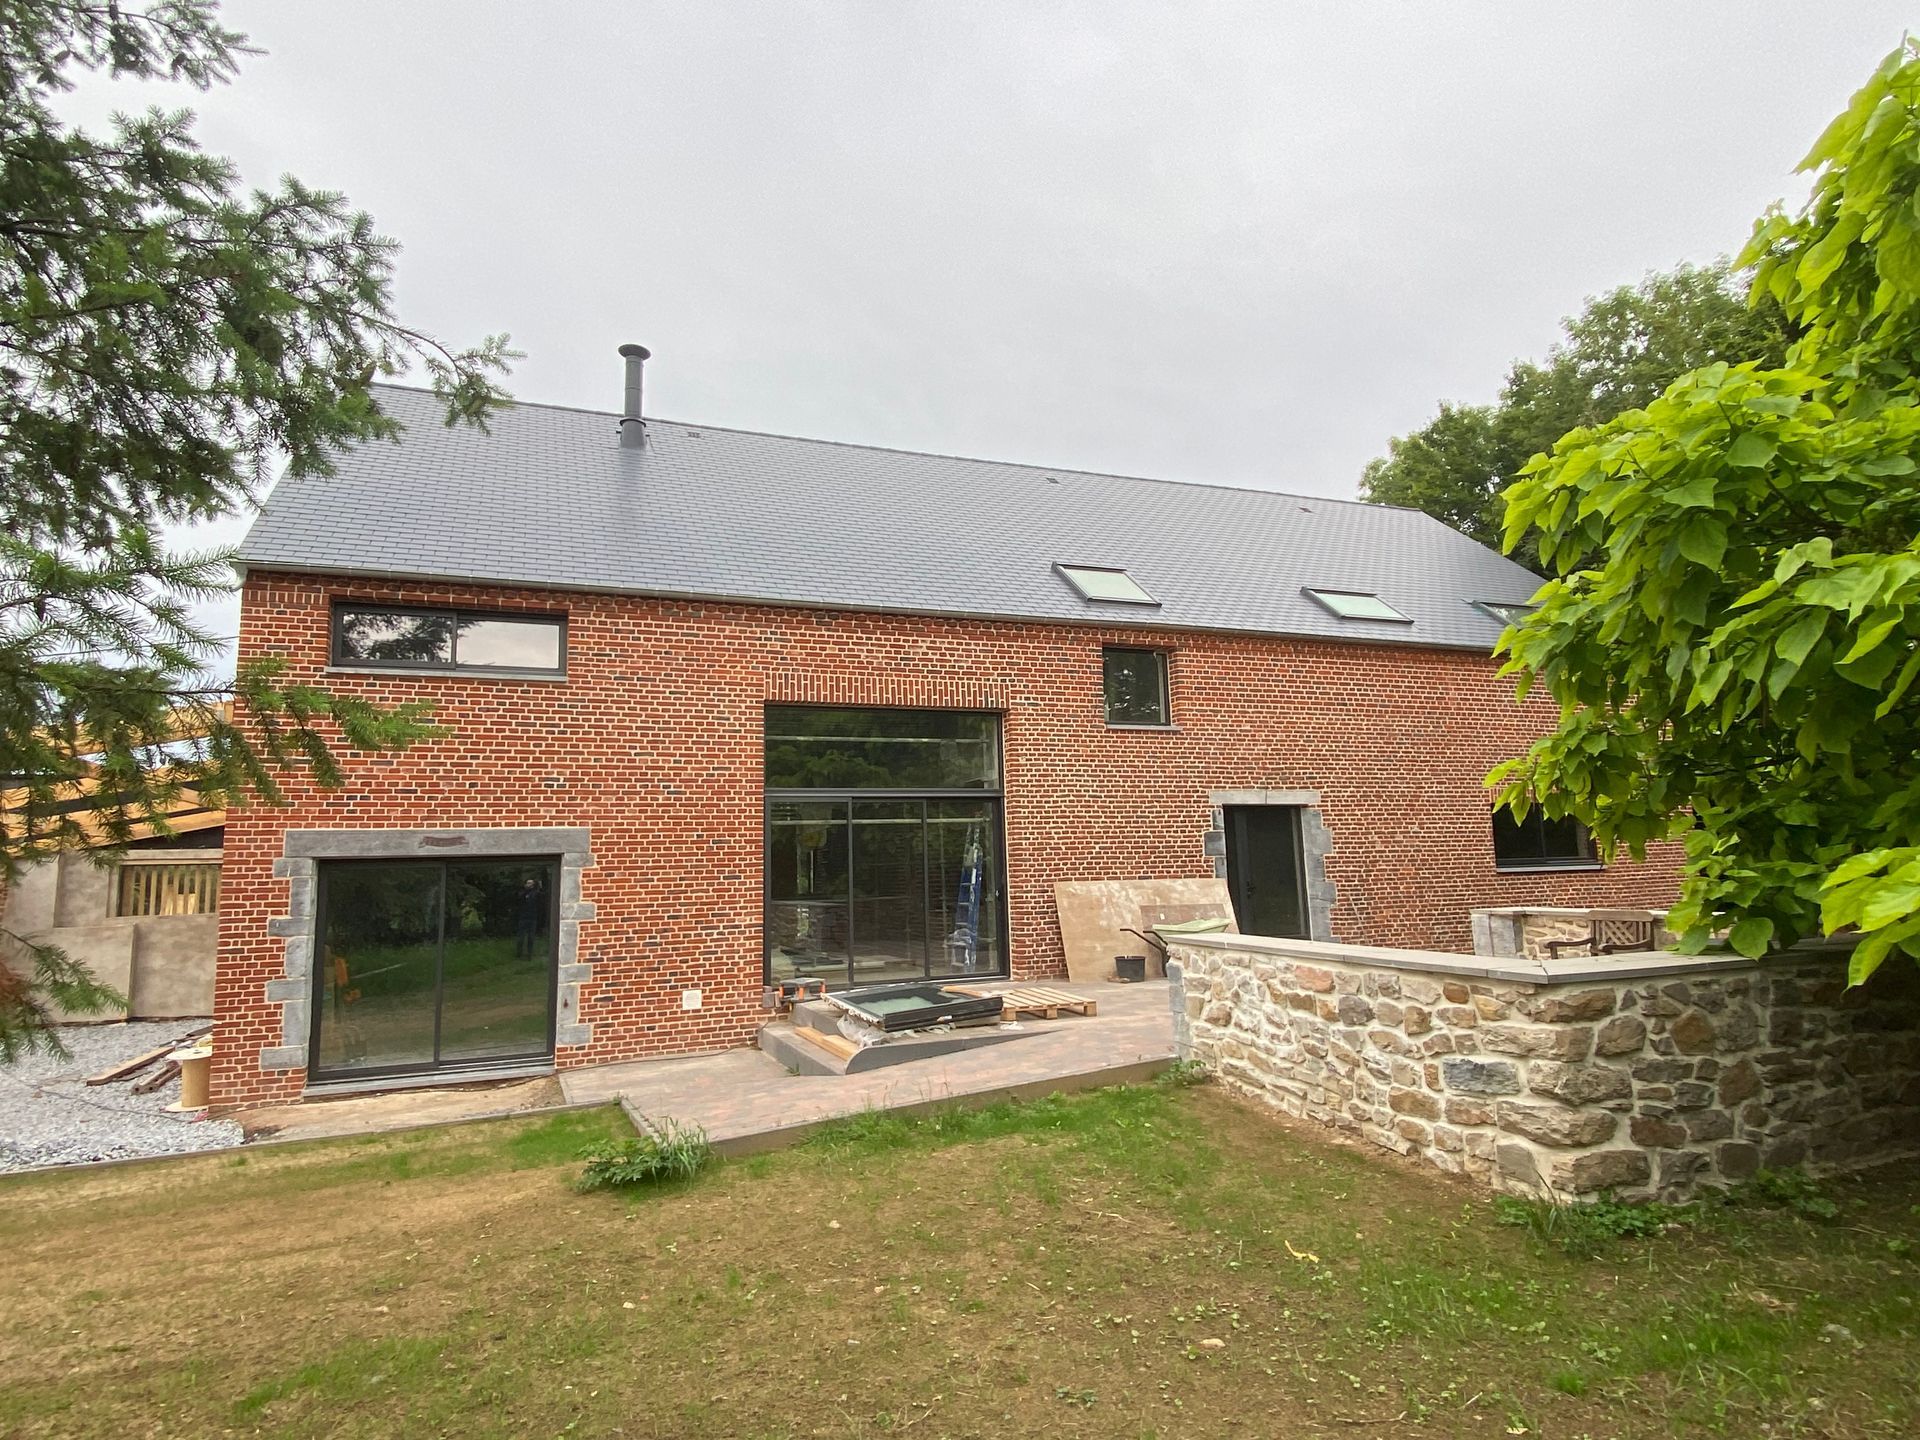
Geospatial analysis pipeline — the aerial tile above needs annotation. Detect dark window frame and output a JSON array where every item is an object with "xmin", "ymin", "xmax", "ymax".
[
  {"xmin": 1491, "ymin": 804, "xmax": 1600, "ymax": 872},
  {"xmin": 330, "ymin": 602, "xmax": 568, "ymax": 676},
  {"xmin": 307, "ymin": 855, "xmax": 561, "ymax": 1083},
  {"xmin": 762, "ymin": 704, "xmax": 1010, "ymax": 990},
  {"xmin": 1102, "ymin": 646, "xmax": 1172, "ymax": 727}
]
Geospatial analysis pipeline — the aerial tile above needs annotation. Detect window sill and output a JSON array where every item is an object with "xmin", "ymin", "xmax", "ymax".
[
  {"xmin": 1494, "ymin": 861, "xmax": 1606, "ymax": 874},
  {"xmin": 324, "ymin": 665, "xmax": 568, "ymax": 683},
  {"xmin": 1105, "ymin": 722, "xmax": 1179, "ymax": 731}
]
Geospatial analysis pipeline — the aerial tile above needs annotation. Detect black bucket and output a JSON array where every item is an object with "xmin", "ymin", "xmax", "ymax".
[{"xmin": 1114, "ymin": 954, "xmax": 1148, "ymax": 983}]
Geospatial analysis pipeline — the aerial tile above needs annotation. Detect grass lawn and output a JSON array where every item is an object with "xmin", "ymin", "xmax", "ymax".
[{"xmin": 1, "ymin": 1079, "xmax": 1917, "ymax": 1438}]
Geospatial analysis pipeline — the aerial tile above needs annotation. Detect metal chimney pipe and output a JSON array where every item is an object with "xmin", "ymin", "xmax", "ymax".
[{"xmin": 618, "ymin": 343, "xmax": 650, "ymax": 448}]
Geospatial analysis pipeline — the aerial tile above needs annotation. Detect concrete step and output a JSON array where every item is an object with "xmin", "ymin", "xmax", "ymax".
[
  {"xmin": 791, "ymin": 999, "xmax": 842, "ymax": 1035},
  {"xmin": 759, "ymin": 1021, "xmax": 851, "ymax": 1077}
]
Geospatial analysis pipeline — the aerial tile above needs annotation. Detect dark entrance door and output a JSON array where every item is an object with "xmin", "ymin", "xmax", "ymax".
[{"xmin": 1223, "ymin": 806, "xmax": 1310, "ymax": 939}]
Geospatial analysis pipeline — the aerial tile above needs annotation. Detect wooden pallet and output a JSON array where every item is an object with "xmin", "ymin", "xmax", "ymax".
[{"xmin": 945, "ymin": 984, "xmax": 1097, "ymax": 1021}]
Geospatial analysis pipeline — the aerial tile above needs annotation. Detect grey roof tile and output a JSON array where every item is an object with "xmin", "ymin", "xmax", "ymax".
[{"xmin": 237, "ymin": 386, "xmax": 1542, "ymax": 650}]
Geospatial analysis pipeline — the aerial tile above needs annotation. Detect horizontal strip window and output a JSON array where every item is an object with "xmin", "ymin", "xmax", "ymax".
[
  {"xmin": 766, "ymin": 705, "xmax": 1001, "ymax": 791},
  {"xmin": 332, "ymin": 604, "xmax": 566, "ymax": 675}
]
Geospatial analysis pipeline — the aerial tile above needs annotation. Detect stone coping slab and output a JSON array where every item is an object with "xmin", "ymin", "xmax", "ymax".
[
  {"xmin": 1470, "ymin": 904, "xmax": 1670, "ymax": 919},
  {"xmin": 1172, "ymin": 931, "xmax": 1762, "ymax": 987}
]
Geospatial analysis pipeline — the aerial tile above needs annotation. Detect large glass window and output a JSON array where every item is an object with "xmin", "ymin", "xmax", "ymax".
[
  {"xmin": 333, "ymin": 605, "xmax": 565, "ymax": 674},
  {"xmin": 1103, "ymin": 647, "xmax": 1170, "ymax": 726},
  {"xmin": 765, "ymin": 707, "xmax": 1006, "ymax": 989},
  {"xmin": 1492, "ymin": 805, "xmax": 1598, "ymax": 871},
  {"xmin": 312, "ymin": 858, "xmax": 557, "ymax": 1079},
  {"xmin": 765, "ymin": 706, "xmax": 998, "ymax": 790}
]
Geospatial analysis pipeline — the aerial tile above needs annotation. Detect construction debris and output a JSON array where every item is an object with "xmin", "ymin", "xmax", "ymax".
[
  {"xmin": 83, "ymin": 1043, "xmax": 175, "ymax": 1087},
  {"xmin": 945, "ymin": 984, "xmax": 1098, "ymax": 1021},
  {"xmin": 1, "ymin": 1021, "xmax": 242, "ymax": 1173}
]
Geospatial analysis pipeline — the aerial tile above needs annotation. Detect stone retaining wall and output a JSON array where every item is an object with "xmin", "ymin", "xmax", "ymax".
[{"xmin": 1167, "ymin": 934, "xmax": 1920, "ymax": 1202}]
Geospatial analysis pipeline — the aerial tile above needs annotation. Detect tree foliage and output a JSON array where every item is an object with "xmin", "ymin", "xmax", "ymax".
[
  {"xmin": 1492, "ymin": 41, "xmax": 1920, "ymax": 984},
  {"xmin": 1362, "ymin": 263, "xmax": 1790, "ymax": 561},
  {"xmin": 0, "ymin": 1, "xmax": 513, "ymax": 1056}
]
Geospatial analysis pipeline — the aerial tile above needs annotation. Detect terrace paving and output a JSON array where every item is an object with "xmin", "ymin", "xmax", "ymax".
[{"xmin": 558, "ymin": 978, "xmax": 1177, "ymax": 1152}]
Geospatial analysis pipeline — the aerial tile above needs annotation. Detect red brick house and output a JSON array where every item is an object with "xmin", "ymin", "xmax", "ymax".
[{"xmin": 211, "ymin": 350, "xmax": 1680, "ymax": 1105}]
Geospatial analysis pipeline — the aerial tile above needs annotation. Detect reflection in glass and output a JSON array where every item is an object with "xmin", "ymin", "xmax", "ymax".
[
  {"xmin": 769, "ymin": 803, "xmax": 848, "ymax": 901},
  {"xmin": 765, "ymin": 706, "xmax": 999, "ymax": 790},
  {"xmin": 313, "ymin": 858, "xmax": 556, "ymax": 1077},
  {"xmin": 455, "ymin": 617, "xmax": 563, "ymax": 670},
  {"xmin": 851, "ymin": 802, "xmax": 926, "ymax": 984},
  {"xmin": 437, "ymin": 861, "xmax": 555, "ymax": 1062},
  {"xmin": 1103, "ymin": 648, "xmax": 1168, "ymax": 725},
  {"xmin": 336, "ymin": 610, "xmax": 454, "ymax": 664},
  {"xmin": 768, "ymin": 903, "xmax": 848, "ymax": 984},
  {"xmin": 927, "ymin": 800, "xmax": 1000, "ymax": 976},
  {"xmin": 316, "ymin": 863, "xmax": 443, "ymax": 1073}
]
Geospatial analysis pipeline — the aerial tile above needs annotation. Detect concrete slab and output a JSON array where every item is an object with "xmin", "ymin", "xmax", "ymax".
[
  {"xmin": 240, "ymin": 1075, "xmax": 565, "ymax": 1142},
  {"xmin": 561, "ymin": 978, "xmax": 1177, "ymax": 1150}
]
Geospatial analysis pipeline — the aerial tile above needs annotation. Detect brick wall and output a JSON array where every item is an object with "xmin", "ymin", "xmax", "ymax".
[{"xmin": 212, "ymin": 570, "xmax": 1683, "ymax": 1105}]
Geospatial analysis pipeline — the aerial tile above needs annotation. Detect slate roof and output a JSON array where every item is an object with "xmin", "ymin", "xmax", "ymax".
[{"xmin": 237, "ymin": 385, "xmax": 1544, "ymax": 651}]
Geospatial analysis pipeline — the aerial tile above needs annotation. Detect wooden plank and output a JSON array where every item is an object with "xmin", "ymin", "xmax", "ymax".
[
  {"xmin": 794, "ymin": 1027, "xmax": 859, "ymax": 1061},
  {"xmin": 130, "ymin": 1059, "xmax": 180, "ymax": 1095},
  {"xmin": 84, "ymin": 1043, "xmax": 173, "ymax": 1086}
]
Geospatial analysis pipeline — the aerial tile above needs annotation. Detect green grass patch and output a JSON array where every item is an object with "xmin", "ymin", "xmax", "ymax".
[
  {"xmin": 0, "ymin": 1083, "xmax": 1914, "ymax": 1439},
  {"xmin": 232, "ymin": 1336, "xmax": 451, "ymax": 1420}
]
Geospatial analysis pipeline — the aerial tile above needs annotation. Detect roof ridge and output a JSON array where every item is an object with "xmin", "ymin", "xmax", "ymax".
[{"xmin": 369, "ymin": 382, "xmax": 1416, "ymax": 516}]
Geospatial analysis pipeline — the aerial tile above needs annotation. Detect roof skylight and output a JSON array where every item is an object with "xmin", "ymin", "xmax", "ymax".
[
  {"xmin": 1056, "ymin": 564, "xmax": 1160, "ymax": 606},
  {"xmin": 1473, "ymin": 600, "xmax": 1537, "ymax": 627},
  {"xmin": 1303, "ymin": 588, "xmax": 1410, "ymax": 623}
]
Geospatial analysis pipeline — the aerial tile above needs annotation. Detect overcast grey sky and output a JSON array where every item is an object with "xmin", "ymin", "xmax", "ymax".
[{"xmin": 56, "ymin": 2, "xmax": 1917, "ymax": 640}]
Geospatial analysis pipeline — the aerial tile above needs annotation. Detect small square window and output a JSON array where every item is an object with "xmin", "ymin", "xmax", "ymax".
[
  {"xmin": 1057, "ymin": 564, "xmax": 1159, "ymax": 606},
  {"xmin": 1492, "ymin": 804, "xmax": 1598, "ymax": 871},
  {"xmin": 1473, "ymin": 600, "xmax": 1536, "ymax": 627},
  {"xmin": 1303, "ymin": 588, "xmax": 1410, "ymax": 622},
  {"xmin": 1103, "ymin": 648, "xmax": 1170, "ymax": 726}
]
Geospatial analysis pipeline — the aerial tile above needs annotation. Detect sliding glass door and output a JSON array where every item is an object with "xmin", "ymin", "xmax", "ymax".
[
  {"xmin": 311, "ymin": 857, "xmax": 558, "ymax": 1081},
  {"xmin": 765, "ymin": 706, "xmax": 1007, "ymax": 990}
]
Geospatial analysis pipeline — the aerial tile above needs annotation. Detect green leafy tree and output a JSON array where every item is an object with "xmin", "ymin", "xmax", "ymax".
[
  {"xmin": 1, "ymin": 1, "xmax": 514, "ymax": 1056},
  {"xmin": 1363, "ymin": 263, "xmax": 1791, "ymax": 562},
  {"xmin": 1492, "ymin": 41, "xmax": 1920, "ymax": 984}
]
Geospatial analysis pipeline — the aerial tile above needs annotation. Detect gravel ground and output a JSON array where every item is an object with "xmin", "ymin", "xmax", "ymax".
[{"xmin": 0, "ymin": 1021, "xmax": 244, "ymax": 1173}]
